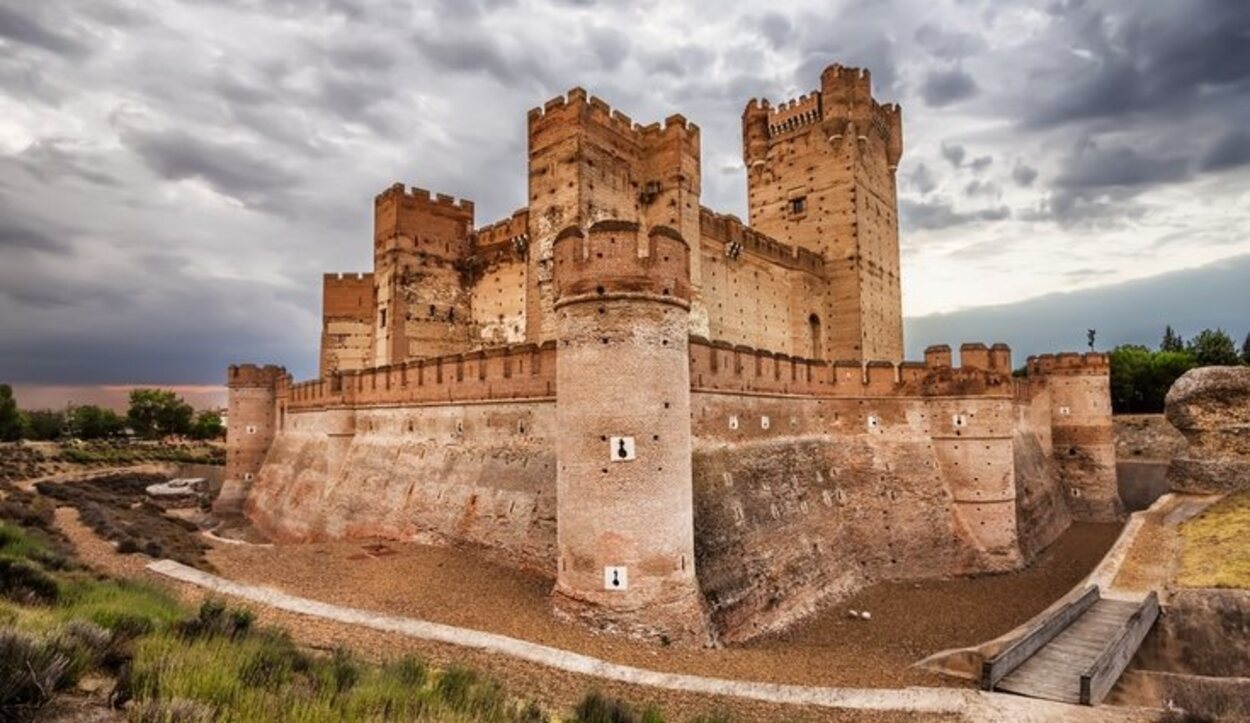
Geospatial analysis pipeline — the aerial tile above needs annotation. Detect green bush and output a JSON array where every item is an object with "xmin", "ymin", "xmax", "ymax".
[{"xmin": 573, "ymin": 692, "xmax": 661, "ymax": 723}]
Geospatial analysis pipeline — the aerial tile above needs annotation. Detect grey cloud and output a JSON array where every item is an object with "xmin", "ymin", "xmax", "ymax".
[
  {"xmin": 1200, "ymin": 129, "xmax": 1250, "ymax": 172},
  {"xmin": 914, "ymin": 23, "xmax": 986, "ymax": 61},
  {"xmin": 1025, "ymin": 0, "xmax": 1250, "ymax": 129},
  {"xmin": 907, "ymin": 162, "xmax": 938, "ymax": 195},
  {"xmin": 585, "ymin": 26, "xmax": 631, "ymax": 71},
  {"xmin": 413, "ymin": 29, "xmax": 552, "ymax": 88},
  {"xmin": 0, "ymin": 5, "xmax": 89, "ymax": 57},
  {"xmin": 901, "ymin": 198, "xmax": 1010, "ymax": 231},
  {"xmin": 941, "ymin": 142, "xmax": 966, "ymax": 167},
  {"xmin": 964, "ymin": 179, "xmax": 999, "ymax": 198},
  {"xmin": 9, "ymin": 140, "xmax": 121, "ymax": 188},
  {"xmin": 968, "ymin": 155, "xmax": 993, "ymax": 173},
  {"xmin": 1054, "ymin": 143, "xmax": 1190, "ymax": 191},
  {"xmin": 920, "ymin": 66, "xmax": 978, "ymax": 107},
  {"xmin": 0, "ymin": 217, "xmax": 72, "ymax": 256},
  {"xmin": 120, "ymin": 127, "xmax": 301, "ymax": 214},
  {"xmin": 1012, "ymin": 162, "xmax": 1038, "ymax": 186},
  {"xmin": 757, "ymin": 12, "xmax": 794, "ymax": 49}
]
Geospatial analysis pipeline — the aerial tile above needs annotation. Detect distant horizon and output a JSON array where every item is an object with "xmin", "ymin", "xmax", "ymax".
[{"xmin": 9, "ymin": 252, "xmax": 1246, "ymax": 410}]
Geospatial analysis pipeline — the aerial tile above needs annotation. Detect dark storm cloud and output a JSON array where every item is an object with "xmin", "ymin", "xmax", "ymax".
[
  {"xmin": 920, "ymin": 66, "xmax": 978, "ymax": 107},
  {"xmin": 1054, "ymin": 142, "xmax": 1190, "ymax": 192},
  {"xmin": 1200, "ymin": 130, "xmax": 1250, "ymax": 172},
  {"xmin": 1026, "ymin": 0, "xmax": 1250, "ymax": 129},
  {"xmin": 0, "ymin": 5, "xmax": 89, "ymax": 58}
]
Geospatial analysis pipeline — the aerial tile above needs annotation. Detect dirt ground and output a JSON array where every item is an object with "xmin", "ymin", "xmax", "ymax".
[
  {"xmin": 53, "ymin": 507, "xmax": 963, "ymax": 723},
  {"xmin": 202, "ymin": 522, "xmax": 1122, "ymax": 690}
]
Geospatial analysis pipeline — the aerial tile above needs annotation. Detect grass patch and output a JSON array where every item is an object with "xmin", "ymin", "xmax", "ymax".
[
  {"xmin": 573, "ymin": 692, "xmax": 666, "ymax": 723},
  {"xmin": 1178, "ymin": 490, "xmax": 1250, "ymax": 589}
]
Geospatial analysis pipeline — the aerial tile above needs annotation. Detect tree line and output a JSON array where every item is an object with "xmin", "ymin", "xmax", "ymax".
[
  {"xmin": 0, "ymin": 387, "xmax": 224, "ymax": 442},
  {"xmin": 1110, "ymin": 327, "xmax": 1250, "ymax": 414}
]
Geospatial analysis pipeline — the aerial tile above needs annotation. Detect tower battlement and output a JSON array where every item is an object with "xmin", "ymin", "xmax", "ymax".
[
  {"xmin": 551, "ymin": 221, "xmax": 690, "ymax": 308},
  {"xmin": 1027, "ymin": 352, "xmax": 1111, "ymax": 376},
  {"xmin": 227, "ymin": 364, "xmax": 287, "ymax": 389}
]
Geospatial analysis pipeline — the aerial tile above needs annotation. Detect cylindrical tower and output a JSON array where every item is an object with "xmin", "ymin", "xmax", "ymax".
[{"xmin": 550, "ymin": 220, "xmax": 708, "ymax": 645}]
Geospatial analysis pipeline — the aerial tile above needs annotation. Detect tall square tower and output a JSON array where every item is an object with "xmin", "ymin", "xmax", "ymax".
[{"xmin": 742, "ymin": 65, "xmax": 904, "ymax": 361}]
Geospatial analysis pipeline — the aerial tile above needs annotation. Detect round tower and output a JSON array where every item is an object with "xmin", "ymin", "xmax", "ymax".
[{"xmin": 550, "ymin": 220, "xmax": 708, "ymax": 645}]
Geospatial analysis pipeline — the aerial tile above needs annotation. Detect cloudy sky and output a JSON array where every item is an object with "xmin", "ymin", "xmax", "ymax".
[{"xmin": 1, "ymin": 0, "xmax": 1247, "ymax": 405}]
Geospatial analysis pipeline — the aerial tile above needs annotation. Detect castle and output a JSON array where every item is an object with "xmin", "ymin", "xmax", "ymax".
[{"xmin": 219, "ymin": 64, "xmax": 1123, "ymax": 645}]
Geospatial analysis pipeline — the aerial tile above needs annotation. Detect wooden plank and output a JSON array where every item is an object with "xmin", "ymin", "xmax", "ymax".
[
  {"xmin": 982, "ymin": 586, "xmax": 1100, "ymax": 691},
  {"xmin": 1079, "ymin": 592, "xmax": 1159, "ymax": 706}
]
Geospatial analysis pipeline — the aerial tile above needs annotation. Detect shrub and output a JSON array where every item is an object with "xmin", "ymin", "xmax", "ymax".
[
  {"xmin": 0, "ymin": 629, "xmax": 70, "ymax": 722},
  {"xmin": 0, "ymin": 557, "xmax": 60, "ymax": 604},
  {"xmin": 383, "ymin": 654, "xmax": 427, "ymax": 688},
  {"xmin": 574, "ymin": 692, "xmax": 650, "ymax": 723}
]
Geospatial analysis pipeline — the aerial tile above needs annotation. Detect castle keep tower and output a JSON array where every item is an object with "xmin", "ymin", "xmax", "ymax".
[
  {"xmin": 372, "ymin": 184, "xmax": 476, "ymax": 365},
  {"xmin": 742, "ymin": 65, "xmax": 904, "ymax": 361},
  {"xmin": 526, "ymin": 89, "xmax": 702, "ymax": 343},
  {"xmin": 550, "ymin": 221, "xmax": 707, "ymax": 644}
]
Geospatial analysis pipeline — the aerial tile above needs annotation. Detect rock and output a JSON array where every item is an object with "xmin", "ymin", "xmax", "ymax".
[
  {"xmin": 1165, "ymin": 367, "xmax": 1250, "ymax": 494},
  {"xmin": 848, "ymin": 609, "xmax": 859, "ymax": 619},
  {"xmin": 860, "ymin": 610, "xmax": 872, "ymax": 620}
]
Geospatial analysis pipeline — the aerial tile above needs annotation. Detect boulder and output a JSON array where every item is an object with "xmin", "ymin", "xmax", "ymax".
[{"xmin": 1165, "ymin": 367, "xmax": 1250, "ymax": 494}]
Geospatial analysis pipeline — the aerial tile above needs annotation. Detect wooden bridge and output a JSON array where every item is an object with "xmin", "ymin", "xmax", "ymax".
[{"xmin": 981, "ymin": 587, "xmax": 1159, "ymax": 706}]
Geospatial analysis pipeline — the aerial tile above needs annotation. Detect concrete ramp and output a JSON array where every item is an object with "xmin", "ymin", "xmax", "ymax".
[{"xmin": 981, "ymin": 587, "xmax": 1158, "ymax": 705}]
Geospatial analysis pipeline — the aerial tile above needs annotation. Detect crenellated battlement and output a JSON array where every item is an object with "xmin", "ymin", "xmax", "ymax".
[
  {"xmin": 688, "ymin": 339, "xmax": 1015, "ymax": 398},
  {"xmin": 528, "ymin": 87, "xmax": 700, "ymax": 149},
  {"xmin": 698, "ymin": 207, "xmax": 825, "ymax": 274},
  {"xmin": 470, "ymin": 209, "xmax": 529, "ymax": 254},
  {"xmin": 227, "ymin": 363, "xmax": 288, "ymax": 389},
  {"xmin": 766, "ymin": 93, "xmax": 822, "ymax": 137},
  {"xmin": 324, "ymin": 272, "xmax": 372, "ymax": 282},
  {"xmin": 551, "ymin": 221, "xmax": 691, "ymax": 308},
  {"xmin": 285, "ymin": 341, "xmax": 557, "ymax": 411},
  {"xmin": 1026, "ymin": 352, "xmax": 1110, "ymax": 376},
  {"xmin": 374, "ymin": 182, "xmax": 475, "ymax": 214}
]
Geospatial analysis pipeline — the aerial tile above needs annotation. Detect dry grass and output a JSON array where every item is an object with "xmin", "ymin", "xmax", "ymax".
[{"xmin": 1178, "ymin": 491, "xmax": 1250, "ymax": 589}]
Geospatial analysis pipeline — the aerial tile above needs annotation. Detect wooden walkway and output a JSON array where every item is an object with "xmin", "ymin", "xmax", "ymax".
[{"xmin": 981, "ymin": 587, "xmax": 1159, "ymax": 706}]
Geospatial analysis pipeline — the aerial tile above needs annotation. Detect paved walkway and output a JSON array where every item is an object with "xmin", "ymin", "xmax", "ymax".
[{"xmin": 148, "ymin": 560, "xmax": 1149, "ymax": 722}]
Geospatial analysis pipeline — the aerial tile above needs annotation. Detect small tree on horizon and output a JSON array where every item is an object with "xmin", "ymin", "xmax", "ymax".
[
  {"xmin": 1242, "ymin": 331, "xmax": 1250, "ymax": 365},
  {"xmin": 0, "ymin": 384, "xmax": 21, "ymax": 442},
  {"xmin": 189, "ymin": 409, "xmax": 225, "ymax": 440},
  {"xmin": 127, "ymin": 389, "xmax": 194, "ymax": 439},
  {"xmin": 1186, "ymin": 328, "xmax": 1241, "ymax": 367},
  {"xmin": 1161, "ymin": 325, "xmax": 1185, "ymax": 352}
]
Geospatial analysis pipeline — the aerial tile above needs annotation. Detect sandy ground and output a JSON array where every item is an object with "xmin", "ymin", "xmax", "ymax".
[
  {"xmin": 55, "ymin": 508, "xmax": 967, "ymax": 722},
  {"xmin": 200, "ymin": 522, "xmax": 1121, "ymax": 691}
]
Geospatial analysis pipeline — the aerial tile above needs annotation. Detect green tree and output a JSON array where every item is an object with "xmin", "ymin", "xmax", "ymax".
[
  {"xmin": 189, "ymin": 409, "xmax": 225, "ymax": 440},
  {"xmin": 21, "ymin": 409, "xmax": 66, "ymax": 440},
  {"xmin": 67, "ymin": 404, "xmax": 126, "ymax": 439},
  {"xmin": 1161, "ymin": 325, "xmax": 1184, "ymax": 352},
  {"xmin": 1242, "ymin": 331, "xmax": 1250, "ymax": 365},
  {"xmin": 127, "ymin": 389, "xmax": 194, "ymax": 439},
  {"xmin": 0, "ymin": 384, "xmax": 21, "ymax": 442},
  {"xmin": 1109, "ymin": 344, "xmax": 1196, "ymax": 414},
  {"xmin": 1187, "ymin": 328, "xmax": 1240, "ymax": 367}
]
